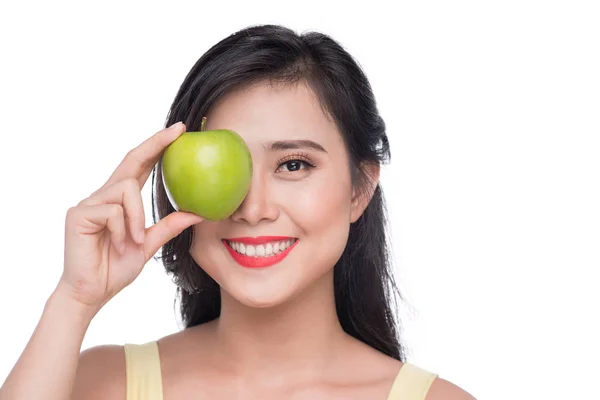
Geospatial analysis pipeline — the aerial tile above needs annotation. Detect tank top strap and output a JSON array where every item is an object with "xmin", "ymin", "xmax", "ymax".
[
  {"xmin": 123, "ymin": 341, "xmax": 164, "ymax": 400},
  {"xmin": 386, "ymin": 362, "xmax": 438, "ymax": 400}
]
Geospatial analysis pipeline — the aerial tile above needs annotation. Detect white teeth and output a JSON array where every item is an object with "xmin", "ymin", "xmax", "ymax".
[{"xmin": 227, "ymin": 239, "xmax": 296, "ymax": 257}]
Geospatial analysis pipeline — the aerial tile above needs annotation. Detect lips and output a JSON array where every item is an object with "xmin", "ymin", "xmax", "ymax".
[
  {"xmin": 222, "ymin": 237, "xmax": 298, "ymax": 268},
  {"xmin": 222, "ymin": 236, "xmax": 294, "ymax": 245}
]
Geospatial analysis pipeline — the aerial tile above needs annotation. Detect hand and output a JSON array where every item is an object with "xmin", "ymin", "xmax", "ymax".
[{"xmin": 57, "ymin": 121, "xmax": 204, "ymax": 312}]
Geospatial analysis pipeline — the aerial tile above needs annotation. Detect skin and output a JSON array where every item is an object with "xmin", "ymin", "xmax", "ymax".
[
  {"xmin": 154, "ymin": 81, "xmax": 475, "ymax": 399},
  {"xmin": 0, "ymin": 80, "xmax": 475, "ymax": 400},
  {"xmin": 160, "ymin": 80, "xmax": 398, "ymax": 397}
]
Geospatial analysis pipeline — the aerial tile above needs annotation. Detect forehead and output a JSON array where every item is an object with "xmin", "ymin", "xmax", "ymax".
[{"xmin": 203, "ymin": 81, "xmax": 342, "ymax": 147}]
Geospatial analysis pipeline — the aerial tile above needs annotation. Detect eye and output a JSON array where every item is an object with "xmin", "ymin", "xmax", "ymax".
[
  {"xmin": 277, "ymin": 159, "xmax": 314, "ymax": 173},
  {"xmin": 275, "ymin": 153, "xmax": 316, "ymax": 174}
]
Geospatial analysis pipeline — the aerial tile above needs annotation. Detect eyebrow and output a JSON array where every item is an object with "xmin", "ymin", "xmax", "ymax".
[{"xmin": 263, "ymin": 139, "xmax": 327, "ymax": 153}]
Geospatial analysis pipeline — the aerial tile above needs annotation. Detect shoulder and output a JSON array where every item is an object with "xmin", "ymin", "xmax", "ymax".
[
  {"xmin": 426, "ymin": 376, "xmax": 476, "ymax": 400},
  {"xmin": 71, "ymin": 344, "xmax": 126, "ymax": 400}
]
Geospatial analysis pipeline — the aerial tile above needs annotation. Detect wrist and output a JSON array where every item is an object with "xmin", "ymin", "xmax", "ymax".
[{"xmin": 47, "ymin": 282, "xmax": 100, "ymax": 325}]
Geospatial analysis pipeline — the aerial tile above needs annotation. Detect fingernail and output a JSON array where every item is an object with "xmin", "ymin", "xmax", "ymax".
[{"xmin": 172, "ymin": 121, "xmax": 183, "ymax": 129}]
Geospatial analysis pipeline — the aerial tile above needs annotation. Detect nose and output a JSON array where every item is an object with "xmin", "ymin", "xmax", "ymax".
[{"xmin": 230, "ymin": 170, "xmax": 279, "ymax": 225}]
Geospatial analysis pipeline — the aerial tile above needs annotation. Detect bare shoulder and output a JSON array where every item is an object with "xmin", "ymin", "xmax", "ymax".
[
  {"xmin": 71, "ymin": 344, "xmax": 126, "ymax": 400},
  {"xmin": 427, "ymin": 377, "xmax": 477, "ymax": 400}
]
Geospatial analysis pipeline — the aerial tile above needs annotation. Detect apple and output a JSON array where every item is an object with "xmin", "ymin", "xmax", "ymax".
[{"xmin": 160, "ymin": 117, "xmax": 253, "ymax": 220}]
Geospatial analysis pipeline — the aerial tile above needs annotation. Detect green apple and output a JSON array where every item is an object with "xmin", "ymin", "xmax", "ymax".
[{"xmin": 160, "ymin": 117, "xmax": 252, "ymax": 220}]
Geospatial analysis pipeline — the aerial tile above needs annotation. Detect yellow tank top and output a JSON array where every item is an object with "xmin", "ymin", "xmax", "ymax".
[{"xmin": 124, "ymin": 341, "xmax": 438, "ymax": 400}]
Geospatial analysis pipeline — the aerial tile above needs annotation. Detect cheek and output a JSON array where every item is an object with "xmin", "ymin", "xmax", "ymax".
[
  {"xmin": 277, "ymin": 170, "xmax": 352, "ymax": 259},
  {"xmin": 189, "ymin": 223, "xmax": 226, "ymax": 280},
  {"xmin": 278, "ymin": 169, "xmax": 352, "ymax": 225}
]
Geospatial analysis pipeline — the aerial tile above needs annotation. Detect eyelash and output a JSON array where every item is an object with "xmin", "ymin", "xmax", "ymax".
[{"xmin": 276, "ymin": 152, "xmax": 316, "ymax": 173}]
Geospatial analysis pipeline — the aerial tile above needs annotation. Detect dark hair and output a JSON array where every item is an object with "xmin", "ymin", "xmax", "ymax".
[{"xmin": 151, "ymin": 24, "xmax": 406, "ymax": 362}]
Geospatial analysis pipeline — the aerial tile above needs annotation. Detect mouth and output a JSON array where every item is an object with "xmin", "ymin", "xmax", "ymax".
[{"xmin": 222, "ymin": 236, "xmax": 298, "ymax": 269}]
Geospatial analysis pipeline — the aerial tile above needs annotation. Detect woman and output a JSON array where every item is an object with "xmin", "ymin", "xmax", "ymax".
[{"xmin": 0, "ymin": 24, "xmax": 475, "ymax": 399}]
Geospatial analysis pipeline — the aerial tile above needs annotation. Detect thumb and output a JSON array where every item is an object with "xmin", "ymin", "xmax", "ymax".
[{"xmin": 142, "ymin": 211, "xmax": 204, "ymax": 261}]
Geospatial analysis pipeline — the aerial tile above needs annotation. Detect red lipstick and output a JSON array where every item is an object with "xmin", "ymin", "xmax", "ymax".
[{"xmin": 222, "ymin": 236, "xmax": 298, "ymax": 268}]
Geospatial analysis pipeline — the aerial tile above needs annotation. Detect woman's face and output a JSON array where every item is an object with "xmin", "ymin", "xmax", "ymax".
[{"xmin": 189, "ymin": 80, "xmax": 372, "ymax": 308}]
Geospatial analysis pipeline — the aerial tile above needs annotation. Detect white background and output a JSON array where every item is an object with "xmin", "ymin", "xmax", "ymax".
[{"xmin": 1, "ymin": 1, "xmax": 599, "ymax": 398}]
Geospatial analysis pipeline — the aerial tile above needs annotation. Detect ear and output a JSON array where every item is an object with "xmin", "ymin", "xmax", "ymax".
[{"xmin": 350, "ymin": 162, "xmax": 381, "ymax": 223}]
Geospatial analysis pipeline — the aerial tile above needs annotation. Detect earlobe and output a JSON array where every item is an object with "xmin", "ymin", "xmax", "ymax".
[{"xmin": 350, "ymin": 162, "xmax": 381, "ymax": 223}]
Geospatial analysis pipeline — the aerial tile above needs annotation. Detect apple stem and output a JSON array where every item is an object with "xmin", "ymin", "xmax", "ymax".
[{"xmin": 201, "ymin": 117, "xmax": 207, "ymax": 132}]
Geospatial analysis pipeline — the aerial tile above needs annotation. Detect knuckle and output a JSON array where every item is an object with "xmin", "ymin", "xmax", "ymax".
[
  {"xmin": 123, "ymin": 177, "xmax": 140, "ymax": 192},
  {"xmin": 66, "ymin": 206, "xmax": 78, "ymax": 219},
  {"xmin": 125, "ymin": 148, "xmax": 146, "ymax": 168},
  {"xmin": 124, "ymin": 147, "xmax": 137, "ymax": 160},
  {"xmin": 109, "ymin": 204, "xmax": 124, "ymax": 218},
  {"xmin": 163, "ymin": 216, "xmax": 175, "ymax": 233}
]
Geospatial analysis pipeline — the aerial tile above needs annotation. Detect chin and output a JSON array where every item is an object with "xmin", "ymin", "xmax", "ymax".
[
  {"xmin": 226, "ymin": 285, "xmax": 292, "ymax": 309},
  {"xmin": 220, "ymin": 274, "xmax": 304, "ymax": 309},
  {"xmin": 192, "ymin": 240, "xmax": 334, "ymax": 310},
  {"xmin": 238, "ymin": 296, "xmax": 285, "ymax": 309}
]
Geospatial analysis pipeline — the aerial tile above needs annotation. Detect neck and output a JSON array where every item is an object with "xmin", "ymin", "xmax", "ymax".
[{"xmin": 212, "ymin": 269, "xmax": 349, "ymax": 379}]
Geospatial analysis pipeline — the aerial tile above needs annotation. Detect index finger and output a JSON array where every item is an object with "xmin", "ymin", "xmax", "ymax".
[{"xmin": 102, "ymin": 121, "xmax": 186, "ymax": 190}]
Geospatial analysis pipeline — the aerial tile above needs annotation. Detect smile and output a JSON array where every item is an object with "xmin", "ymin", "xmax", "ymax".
[{"xmin": 222, "ymin": 236, "xmax": 298, "ymax": 268}]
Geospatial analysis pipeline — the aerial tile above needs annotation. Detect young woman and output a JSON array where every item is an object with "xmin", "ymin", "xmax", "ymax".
[{"xmin": 1, "ymin": 24, "xmax": 475, "ymax": 399}]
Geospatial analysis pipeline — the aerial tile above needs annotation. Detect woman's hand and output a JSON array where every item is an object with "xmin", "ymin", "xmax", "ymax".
[{"xmin": 57, "ymin": 121, "xmax": 204, "ymax": 313}]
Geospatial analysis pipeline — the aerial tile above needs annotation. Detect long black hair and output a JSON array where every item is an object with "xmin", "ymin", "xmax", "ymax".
[{"xmin": 151, "ymin": 24, "xmax": 406, "ymax": 362}]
